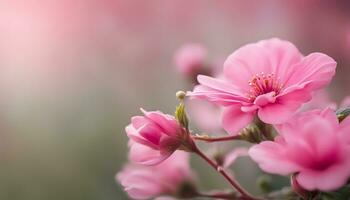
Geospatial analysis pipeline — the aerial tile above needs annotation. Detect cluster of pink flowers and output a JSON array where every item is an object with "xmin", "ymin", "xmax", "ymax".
[{"xmin": 117, "ymin": 38, "xmax": 350, "ymax": 200}]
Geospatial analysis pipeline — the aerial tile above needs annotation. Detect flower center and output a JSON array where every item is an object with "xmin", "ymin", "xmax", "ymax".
[{"xmin": 247, "ymin": 72, "xmax": 282, "ymax": 101}]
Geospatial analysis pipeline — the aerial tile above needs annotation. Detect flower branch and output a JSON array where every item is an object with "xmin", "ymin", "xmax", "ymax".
[
  {"xmin": 193, "ymin": 145, "xmax": 264, "ymax": 200},
  {"xmin": 192, "ymin": 134, "xmax": 241, "ymax": 142}
]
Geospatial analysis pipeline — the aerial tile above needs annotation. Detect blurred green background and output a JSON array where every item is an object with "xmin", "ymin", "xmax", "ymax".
[{"xmin": 0, "ymin": 1, "xmax": 349, "ymax": 199}]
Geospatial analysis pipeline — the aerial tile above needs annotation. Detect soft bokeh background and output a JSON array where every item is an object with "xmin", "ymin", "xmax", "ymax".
[{"xmin": 1, "ymin": 1, "xmax": 350, "ymax": 199}]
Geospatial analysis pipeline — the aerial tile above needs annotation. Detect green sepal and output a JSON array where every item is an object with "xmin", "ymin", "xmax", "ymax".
[
  {"xmin": 175, "ymin": 103, "xmax": 189, "ymax": 130},
  {"xmin": 336, "ymin": 107, "xmax": 350, "ymax": 122}
]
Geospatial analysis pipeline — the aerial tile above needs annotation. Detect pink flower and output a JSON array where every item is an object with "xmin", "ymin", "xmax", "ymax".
[
  {"xmin": 222, "ymin": 147, "xmax": 249, "ymax": 169},
  {"xmin": 302, "ymin": 89, "xmax": 337, "ymax": 110},
  {"xmin": 117, "ymin": 151, "xmax": 194, "ymax": 200},
  {"xmin": 186, "ymin": 98, "xmax": 223, "ymax": 133},
  {"xmin": 174, "ymin": 43, "xmax": 207, "ymax": 76},
  {"xmin": 189, "ymin": 38, "xmax": 336, "ymax": 135},
  {"xmin": 126, "ymin": 108, "xmax": 191, "ymax": 165},
  {"xmin": 249, "ymin": 108, "xmax": 350, "ymax": 191}
]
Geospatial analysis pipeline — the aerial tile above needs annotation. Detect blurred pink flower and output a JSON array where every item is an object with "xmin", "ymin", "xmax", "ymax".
[
  {"xmin": 186, "ymin": 98, "xmax": 223, "ymax": 133},
  {"xmin": 117, "ymin": 151, "xmax": 194, "ymax": 200},
  {"xmin": 222, "ymin": 147, "xmax": 248, "ymax": 169},
  {"xmin": 189, "ymin": 38, "xmax": 337, "ymax": 135},
  {"xmin": 174, "ymin": 43, "xmax": 207, "ymax": 76},
  {"xmin": 302, "ymin": 89, "xmax": 337, "ymax": 110},
  {"xmin": 249, "ymin": 108, "xmax": 350, "ymax": 191},
  {"xmin": 126, "ymin": 109, "xmax": 189, "ymax": 165}
]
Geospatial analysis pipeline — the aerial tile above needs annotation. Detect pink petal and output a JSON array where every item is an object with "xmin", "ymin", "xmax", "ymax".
[
  {"xmin": 189, "ymin": 85, "xmax": 246, "ymax": 106},
  {"xmin": 197, "ymin": 75, "xmax": 244, "ymax": 95},
  {"xmin": 131, "ymin": 116, "xmax": 149, "ymax": 129},
  {"xmin": 296, "ymin": 153, "xmax": 350, "ymax": 191},
  {"xmin": 223, "ymin": 147, "xmax": 249, "ymax": 168},
  {"xmin": 222, "ymin": 106, "xmax": 254, "ymax": 135},
  {"xmin": 129, "ymin": 143, "xmax": 172, "ymax": 165},
  {"xmin": 125, "ymin": 125, "xmax": 159, "ymax": 150},
  {"xmin": 254, "ymin": 92, "xmax": 276, "ymax": 107},
  {"xmin": 258, "ymin": 88, "xmax": 313, "ymax": 124},
  {"xmin": 284, "ymin": 53, "xmax": 336, "ymax": 90},
  {"xmin": 224, "ymin": 38, "xmax": 302, "ymax": 91},
  {"xmin": 319, "ymin": 107, "xmax": 339, "ymax": 130},
  {"xmin": 140, "ymin": 108, "xmax": 180, "ymax": 137},
  {"xmin": 256, "ymin": 38, "xmax": 302, "ymax": 83},
  {"xmin": 189, "ymin": 75, "xmax": 251, "ymax": 106},
  {"xmin": 186, "ymin": 98, "xmax": 223, "ymax": 133},
  {"xmin": 257, "ymin": 101, "xmax": 299, "ymax": 124},
  {"xmin": 249, "ymin": 140, "xmax": 300, "ymax": 175},
  {"xmin": 277, "ymin": 85, "xmax": 312, "ymax": 103}
]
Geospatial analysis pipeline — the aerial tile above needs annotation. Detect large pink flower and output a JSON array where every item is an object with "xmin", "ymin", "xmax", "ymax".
[
  {"xmin": 189, "ymin": 38, "xmax": 336, "ymax": 135},
  {"xmin": 117, "ymin": 151, "xmax": 194, "ymax": 200},
  {"xmin": 249, "ymin": 108, "xmax": 350, "ymax": 191},
  {"xmin": 126, "ymin": 109, "xmax": 189, "ymax": 165}
]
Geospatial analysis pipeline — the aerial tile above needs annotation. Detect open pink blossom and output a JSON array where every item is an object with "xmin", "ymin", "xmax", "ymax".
[
  {"xmin": 126, "ymin": 108, "xmax": 190, "ymax": 165},
  {"xmin": 174, "ymin": 43, "xmax": 207, "ymax": 76},
  {"xmin": 117, "ymin": 151, "xmax": 194, "ymax": 200},
  {"xmin": 249, "ymin": 108, "xmax": 350, "ymax": 191},
  {"xmin": 189, "ymin": 38, "xmax": 336, "ymax": 135}
]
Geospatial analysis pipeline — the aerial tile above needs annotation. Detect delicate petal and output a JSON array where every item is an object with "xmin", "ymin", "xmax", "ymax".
[
  {"xmin": 254, "ymin": 92, "xmax": 276, "ymax": 107},
  {"xmin": 186, "ymin": 98, "xmax": 222, "ymax": 133},
  {"xmin": 125, "ymin": 125, "xmax": 159, "ymax": 150},
  {"xmin": 257, "ymin": 101, "xmax": 299, "ymax": 124},
  {"xmin": 222, "ymin": 106, "xmax": 254, "ymax": 135},
  {"xmin": 224, "ymin": 38, "xmax": 302, "ymax": 91},
  {"xmin": 129, "ymin": 142, "xmax": 172, "ymax": 165},
  {"xmin": 223, "ymin": 147, "xmax": 249, "ymax": 168},
  {"xmin": 131, "ymin": 116, "xmax": 149, "ymax": 129},
  {"xmin": 296, "ymin": 152, "xmax": 350, "ymax": 191},
  {"xmin": 284, "ymin": 53, "xmax": 336, "ymax": 90},
  {"xmin": 249, "ymin": 140, "xmax": 301, "ymax": 175},
  {"xmin": 189, "ymin": 85, "xmax": 246, "ymax": 106},
  {"xmin": 141, "ymin": 108, "xmax": 179, "ymax": 136},
  {"xmin": 117, "ymin": 151, "xmax": 194, "ymax": 200},
  {"xmin": 197, "ymin": 75, "xmax": 244, "ymax": 95}
]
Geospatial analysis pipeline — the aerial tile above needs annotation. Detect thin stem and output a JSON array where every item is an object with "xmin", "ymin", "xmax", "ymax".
[
  {"xmin": 192, "ymin": 134, "xmax": 241, "ymax": 142},
  {"xmin": 194, "ymin": 146, "xmax": 264, "ymax": 200},
  {"xmin": 197, "ymin": 192, "xmax": 236, "ymax": 199}
]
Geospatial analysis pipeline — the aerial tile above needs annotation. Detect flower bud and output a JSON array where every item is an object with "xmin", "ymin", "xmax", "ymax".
[
  {"xmin": 126, "ymin": 108, "xmax": 194, "ymax": 165},
  {"xmin": 176, "ymin": 90, "xmax": 186, "ymax": 100},
  {"xmin": 257, "ymin": 175, "xmax": 272, "ymax": 193}
]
